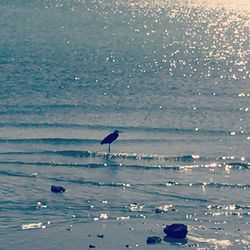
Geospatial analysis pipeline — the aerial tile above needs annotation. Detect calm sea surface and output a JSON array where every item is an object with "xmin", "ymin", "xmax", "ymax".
[{"xmin": 0, "ymin": 0, "xmax": 249, "ymax": 249}]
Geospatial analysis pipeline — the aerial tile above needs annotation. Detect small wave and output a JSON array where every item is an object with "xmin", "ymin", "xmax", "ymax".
[
  {"xmin": 180, "ymin": 162, "xmax": 250, "ymax": 170},
  {"xmin": 0, "ymin": 160, "xmax": 182, "ymax": 172},
  {"xmin": 0, "ymin": 169, "xmax": 131, "ymax": 188},
  {"xmin": 0, "ymin": 122, "xmax": 241, "ymax": 136},
  {"xmin": 0, "ymin": 150, "xmax": 249, "ymax": 171},
  {"xmin": 206, "ymin": 204, "xmax": 250, "ymax": 217},
  {"xmin": 207, "ymin": 204, "xmax": 250, "ymax": 210},
  {"xmin": 0, "ymin": 138, "xmax": 99, "ymax": 145},
  {"xmin": 1, "ymin": 150, "xmax": 249, "ymax": 168},
  {"xmin": 0, "ymin": 170, "xmax": 37, "ymax": 178},
  {"xmin": 46, "ymin": 176, "xmax": 131, "ymax": 188},
  {"xmin": 189, "ymin": 182, "xmax": 250, "ymax": 189},
  {"xmin": 164, "ymin": 181, "xmax": 250, "ymax": 189},
  {"xmin": 0, "ymin": 149, "xmax": 201, "ymax": 162},
  {"xmin": 52, "ymin": 150, "xmax": 201, "ymax": 162},
  {"xmin": 225, "ymin": 162, "xmax": 249, "ymax": 169},
  {"xmin": 0, "ymin": 160, "xmax": 111, "ymax": 168}
]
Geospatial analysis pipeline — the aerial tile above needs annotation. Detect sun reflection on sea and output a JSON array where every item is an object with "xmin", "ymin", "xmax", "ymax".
[{"xmin": 123, "ymin": 0, "xmax": 250, "ymax": 11}]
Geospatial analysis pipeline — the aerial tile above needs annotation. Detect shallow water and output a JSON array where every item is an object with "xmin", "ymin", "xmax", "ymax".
[{"xmin": 0, "ymin": 0, "xmax": 249, "ymax": 249}]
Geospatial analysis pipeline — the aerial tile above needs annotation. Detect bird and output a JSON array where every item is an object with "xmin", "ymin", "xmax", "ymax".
[{"xmin": 100, "ymin": 130, "xmax": 122, "ymax": 153}]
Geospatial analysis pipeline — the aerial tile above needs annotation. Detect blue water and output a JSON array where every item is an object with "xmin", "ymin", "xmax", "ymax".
[{"xmin": 0, "ymin": 0, "xmax": 250, "ymax": 249}]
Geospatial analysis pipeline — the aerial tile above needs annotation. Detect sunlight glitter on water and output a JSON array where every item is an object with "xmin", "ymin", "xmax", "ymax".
[{"xmin": 124, "ymin": 0, "xmax": 250, "ymax": 10}]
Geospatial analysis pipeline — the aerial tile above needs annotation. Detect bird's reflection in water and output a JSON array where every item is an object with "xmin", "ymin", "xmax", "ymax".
[{"xmin": 102, "ymin": 154, "xmax": 120, "ymax": 168}]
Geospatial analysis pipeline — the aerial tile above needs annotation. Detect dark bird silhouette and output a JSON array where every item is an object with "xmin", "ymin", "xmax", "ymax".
[{"xmin": 100, "ymin": 130, "xmax": 122, "ymax": 153}]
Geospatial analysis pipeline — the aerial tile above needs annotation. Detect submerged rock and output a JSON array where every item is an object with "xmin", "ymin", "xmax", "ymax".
[
  {"xmin": 51, "ymin": 185, "xmax": 66, "ymax": 193},
  {"xmin": 163, "ymin": 224, "xmax": 188, "ymax": 239},
  {"xmin": 146, "ymin": 236, "xmax": 162, "ymax": 244}
]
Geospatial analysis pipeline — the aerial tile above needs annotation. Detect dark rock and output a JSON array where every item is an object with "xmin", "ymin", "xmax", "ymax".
[
  {"xmin": 146, "ymin": 236, "xmax": 162, "ymax": 245},
  {"xmin": 97, "ymin": 234, "xmax": 104, "ymax": 238},
  {"xmin": 89, "ymin": 245, "xmax": 96, "ymax": 248},
  {"xmin": 155, "ymin": 208, "xmax": 162, "ymax": 214},
  {"xmin": 51, "ymin": 185, "xmax": 66, "ymax": 193},
  {"xmin": 163, "ymin": 224, "xmax": 188, "ymax": 239}
]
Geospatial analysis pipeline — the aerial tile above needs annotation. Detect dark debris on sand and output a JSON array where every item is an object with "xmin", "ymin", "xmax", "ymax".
[{"xmin": 51, "ymin": 185, "xmax": 66, "ymax": 193}]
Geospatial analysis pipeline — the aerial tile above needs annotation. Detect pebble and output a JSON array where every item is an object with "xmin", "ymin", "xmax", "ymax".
[
  {"xmin": 146, "ymin": 236, "xmax": 162, "ymax": 244},
  {"xmin": 51, "ymin": 185, "xmax": 65, "ymax": 193}
]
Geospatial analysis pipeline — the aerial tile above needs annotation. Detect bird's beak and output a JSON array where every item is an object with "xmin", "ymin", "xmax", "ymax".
[{"xmin": 118, "ymin": 131, "xmax": 123, "ymax": 133}]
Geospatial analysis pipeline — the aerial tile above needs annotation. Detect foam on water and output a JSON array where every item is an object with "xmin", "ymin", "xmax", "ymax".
[{"xmin": 188, "ymin": 235, "xmax": 232, "ymax": 248}]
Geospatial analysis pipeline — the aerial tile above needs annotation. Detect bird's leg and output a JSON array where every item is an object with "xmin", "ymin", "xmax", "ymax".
[{"xmin": 108, "ymin": 144, "xmax": 111, "ymax": 154}]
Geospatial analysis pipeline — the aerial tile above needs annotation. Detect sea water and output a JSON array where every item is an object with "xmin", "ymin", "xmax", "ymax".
[{"xmin": 0, "ymin": 0, "xmax": 249, "ymax": 249}]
